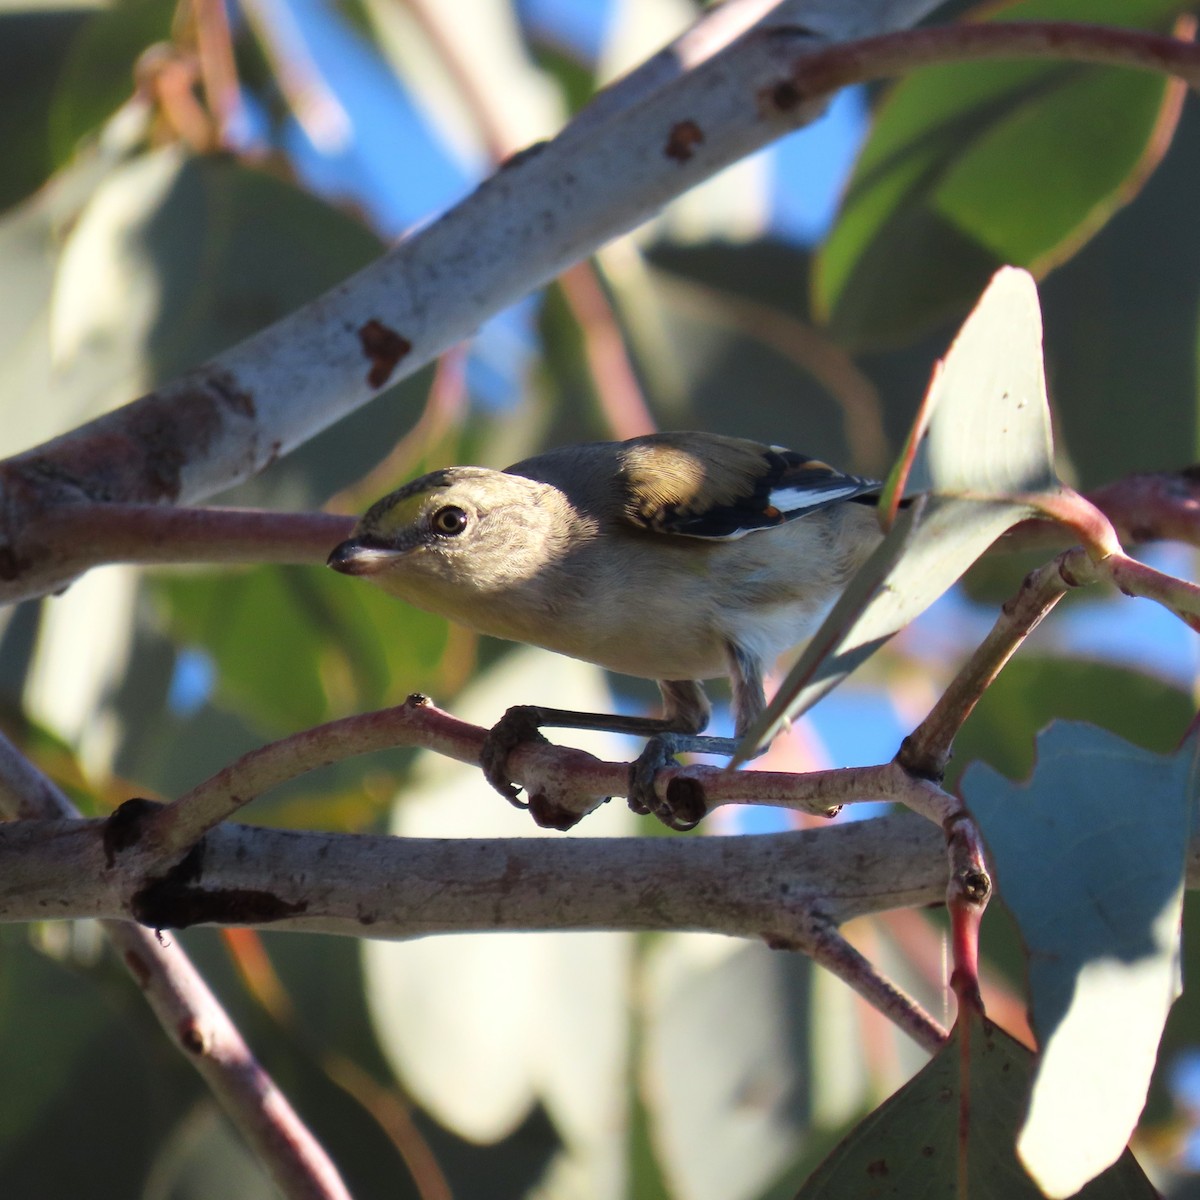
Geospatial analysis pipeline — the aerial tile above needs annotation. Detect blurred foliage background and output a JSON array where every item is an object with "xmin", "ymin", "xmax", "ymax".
[{"xmin": 1, "ymin": 0, "xmax": 1199, "ymax": 1196}]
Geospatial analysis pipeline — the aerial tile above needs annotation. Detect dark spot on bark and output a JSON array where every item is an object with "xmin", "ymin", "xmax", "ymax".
[
  {"xmin": 665, "ymin": 119, "xmax": 704, "ymax": 163},
  {"xmin": 102, "ymin": 798, "xmax": 165, "ymax": 867},
  {"xmin": 133, "ymin": 880, "xmax": 306, "ymax": 929},
  {"xmin": 761, "ymin": 79, "xmax": 804, "ymax": 113},
  {"xmin": 202, "ymin": 367, "xmax": 256, "ymax": 420},
  {"xmin": 358, "ymin": 910, "xmax": 377, "ymax": 926},
  {"xmin": 359, "ymin": 319, "xmax": 412, "ymax": 389},
  {"xmin": 18, "ymin": 365, "xmax": 251, "ymax": 507},
  {"xmin": 128, "ymin": 838, "xmax": 207, "ymax": 920},
  {"xmin": 921, "ymin": 1145, "xmax": 936, "ymax": 1158},
  {"xmin": 179, "ymin": 1021, "xmax": 206, "ymax": 1054},
  {"xmin": 121, "ymin": 374, "xmax": 246, "ymax": 501}
]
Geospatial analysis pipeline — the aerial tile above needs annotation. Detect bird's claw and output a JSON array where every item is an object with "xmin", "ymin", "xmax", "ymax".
[
  {"xmin": 628, "ymin": 735, "xmax": 707, "ymax": 831},
  {"xmin": 480, "ymin": 706, "xmax": 551, "ymax": 808}
]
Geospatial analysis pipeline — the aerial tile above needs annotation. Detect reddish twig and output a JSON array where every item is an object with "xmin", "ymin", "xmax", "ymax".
[
  {"xmin": 899, "ymin": 557, "xmax": 1073, "ymax": 780},
  {"xmin": 771, "ymin": 21, "xmax": 1200, "ymax": 107},
  {"xmin": 135, "ymin": 695, "xmax": 955, "ymax": 861},
  {"xmin": 191, "ymin": 0, "xmax": 245, "ymax": 145},
  {"xmin": 780, "ymin": 910, "xmax": 948, "ymax": 1054},
  {"xmin": 21, "ymin": 505, "xmax": 351, "ymax": 576}
]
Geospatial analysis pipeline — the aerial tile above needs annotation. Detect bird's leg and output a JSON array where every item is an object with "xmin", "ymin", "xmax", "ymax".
[
  {"xmin": 484, "ymin": 648, "xmax": 769, "ymax": 831},
  {"xmin": 629, "ymin": 647, "xmax": 768, "ymax": 830},
  {"xmin": 625, "ymin": 679, "xmax": 712, "ymax": 828},
  {"xmin": 627, "ymin": 733, "xmax": 740, "ymax": 830},
  {"xmin": 480, "ymin": 703, "xmax": 692, "ymax": 811}
]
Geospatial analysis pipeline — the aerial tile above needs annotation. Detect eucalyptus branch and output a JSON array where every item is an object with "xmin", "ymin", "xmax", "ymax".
[
  {"xmin": 795, "ymin": 914, "xmax": 948, "ymax": 1053},
  {"xmin": 14, "ymin": 457, "xmax": 1200, "ymax": 584},
  {"xmin": 1002, "ymin": 465, "xmax": 1200, "ymax": 555},
  {"xmin": 0, "ymin": 730, "xmax": 349, "ymax": 1200},
  {"xmin": 0, "ymin": 810, "xmax": 948, "ymax": 938},
  {"xmin": 102, "ymin": 921, "xmax": 352, "ymax": 1200},
  {"xmin": 26, "ymin": 505, "xmax": 352, "ymax": 571},
  {"xmin": 137, "ymin": 695, "xmax": 953, "ymax": 863},
  {"xmin": 0, "ymin": 726, "xmax": 76, "ymax": 820},
  {"xmin": 17, "ymin": 794, "xmax": 1200, "ymax": 1047},
  {"xmin": 777, "ymin": 20, "xmax": 1200, "ymax": 104},
  {"xmin": 943, "ymin": 810, "xmax": 990, "ymax": 1015},
  {"xmin": 399, "ymin": 0, "xmax": 666, "ymax": 441},
  {"xmin": 1085, "ymin": 467, "xmax": 1200, "ymax": 547},
  {"xmin": 1100, "ymin": 552, "xmax": 1200, "ymax": 630},
  {"xmin": 1041, "ymin": 543, "xmax": 1200, "ymax": 629},
  {"xmin": 899, "ymin": 558, "xmax": 1073, "ymax": 780}
]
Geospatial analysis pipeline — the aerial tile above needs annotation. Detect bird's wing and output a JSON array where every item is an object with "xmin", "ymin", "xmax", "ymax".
[{"xmin": 618, "ymin": 434, "xmax": 881, "ymax": 541}]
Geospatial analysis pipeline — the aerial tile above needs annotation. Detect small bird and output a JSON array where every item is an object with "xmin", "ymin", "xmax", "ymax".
[{"xmin": 328, "ymin": 432, "xmax": 883, "ymax": 828}]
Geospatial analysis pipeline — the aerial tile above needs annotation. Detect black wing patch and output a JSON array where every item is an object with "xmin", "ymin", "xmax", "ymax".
[{"xmin": 630, "ymin": 445, "xmax": 881, "ymax": 541}]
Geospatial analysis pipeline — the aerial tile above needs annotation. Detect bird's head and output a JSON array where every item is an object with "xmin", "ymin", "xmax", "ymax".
[{"xmin": 328, "ymin": 467, "xmax": 585, "ymax": 615}]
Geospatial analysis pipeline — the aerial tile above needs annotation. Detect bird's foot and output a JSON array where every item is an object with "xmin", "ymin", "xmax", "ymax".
[
  {"xmin": 628, "ymin": 734, "xmax": 709, "ymax": 832},
  {"xmin": 480, "ymin": 706, "xmax": 550, "ymax": 809}
]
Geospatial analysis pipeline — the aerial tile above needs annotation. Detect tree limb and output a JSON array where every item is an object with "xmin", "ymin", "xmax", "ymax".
[{"xmin": 0, "ymin": 809, "xmax": 948, "ymax": 937}]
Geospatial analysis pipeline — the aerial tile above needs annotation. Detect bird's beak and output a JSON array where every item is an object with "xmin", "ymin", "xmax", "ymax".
[{"xmin": 327, "ymin": 538, "xmax": 398, "ymax": 576}]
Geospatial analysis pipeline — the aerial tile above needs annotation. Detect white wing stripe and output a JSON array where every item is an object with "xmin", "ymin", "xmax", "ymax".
[{"xmin": 769, "ymin": 482, "xmax": 873, "ymax": 512}]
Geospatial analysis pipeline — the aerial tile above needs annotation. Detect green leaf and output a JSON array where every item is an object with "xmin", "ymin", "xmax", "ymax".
[
  {"xmin": 0, "ymin": 929, "xmax": 191, "ymax": 1195},
  {"xmin": 154, "ymin": 564, "xmax": 449, "ymax": 732},
  {"xmin": 644, "ymin": 939, "xmax": 817, "ymax": 1200},
  {"xmin": 641, "ymin": 242, "xmax": 885, "ymax": 472},
  {"xmin": 143, "ymin": 1102, "xmax": 279, "ymax": 1200},
  {"xmin": 934, "ymin": 67, "xmax": 1175, "ymax": 268},
  {"xmin": 914, "ymin": 268, "xmax": 1057, "ymax": 494},
  {"xmin": 48, "ymin": 0, "xmax": 173, "ymax": 164},
  {"xmin": 949, "ymin": 654, "xmax": 1195, "ymax": 787},
  {"xmin": 797, "ymin": 1006, "xmax": 1156, "ymax": 1198},
  {"xmin": 0, "ymin": 931, "xmax": 107, "ymax": 1145},
  {"xmin": 964, "ymin": 723, "xmax": 1195, "ymax": 1197},
  {"xmin": 0, "ymin": 125, "xmax": 142, "ymax": 458},
  {"xmin": 0, "ymin": 7, "xmax": 97, "ymax": 210},
  {"xmin": 0, "ymin": 140, "xmax": 396, "ymax": 500},
  {"xmin": 814, "ymin": 0, "xmax": 1191, "ymax": 347},
  {"xmin": 740, "ymin": 267, "xmax": 1057, "ymax": 755},
  {"xmin": 156, "ymin": 568, "xmax": 332, "ymax": 731}
]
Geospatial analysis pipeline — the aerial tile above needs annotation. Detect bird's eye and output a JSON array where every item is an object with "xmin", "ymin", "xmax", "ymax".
[{"xmin": 431, "ymin": 505, "xmax": 469, "ymax": 536}]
